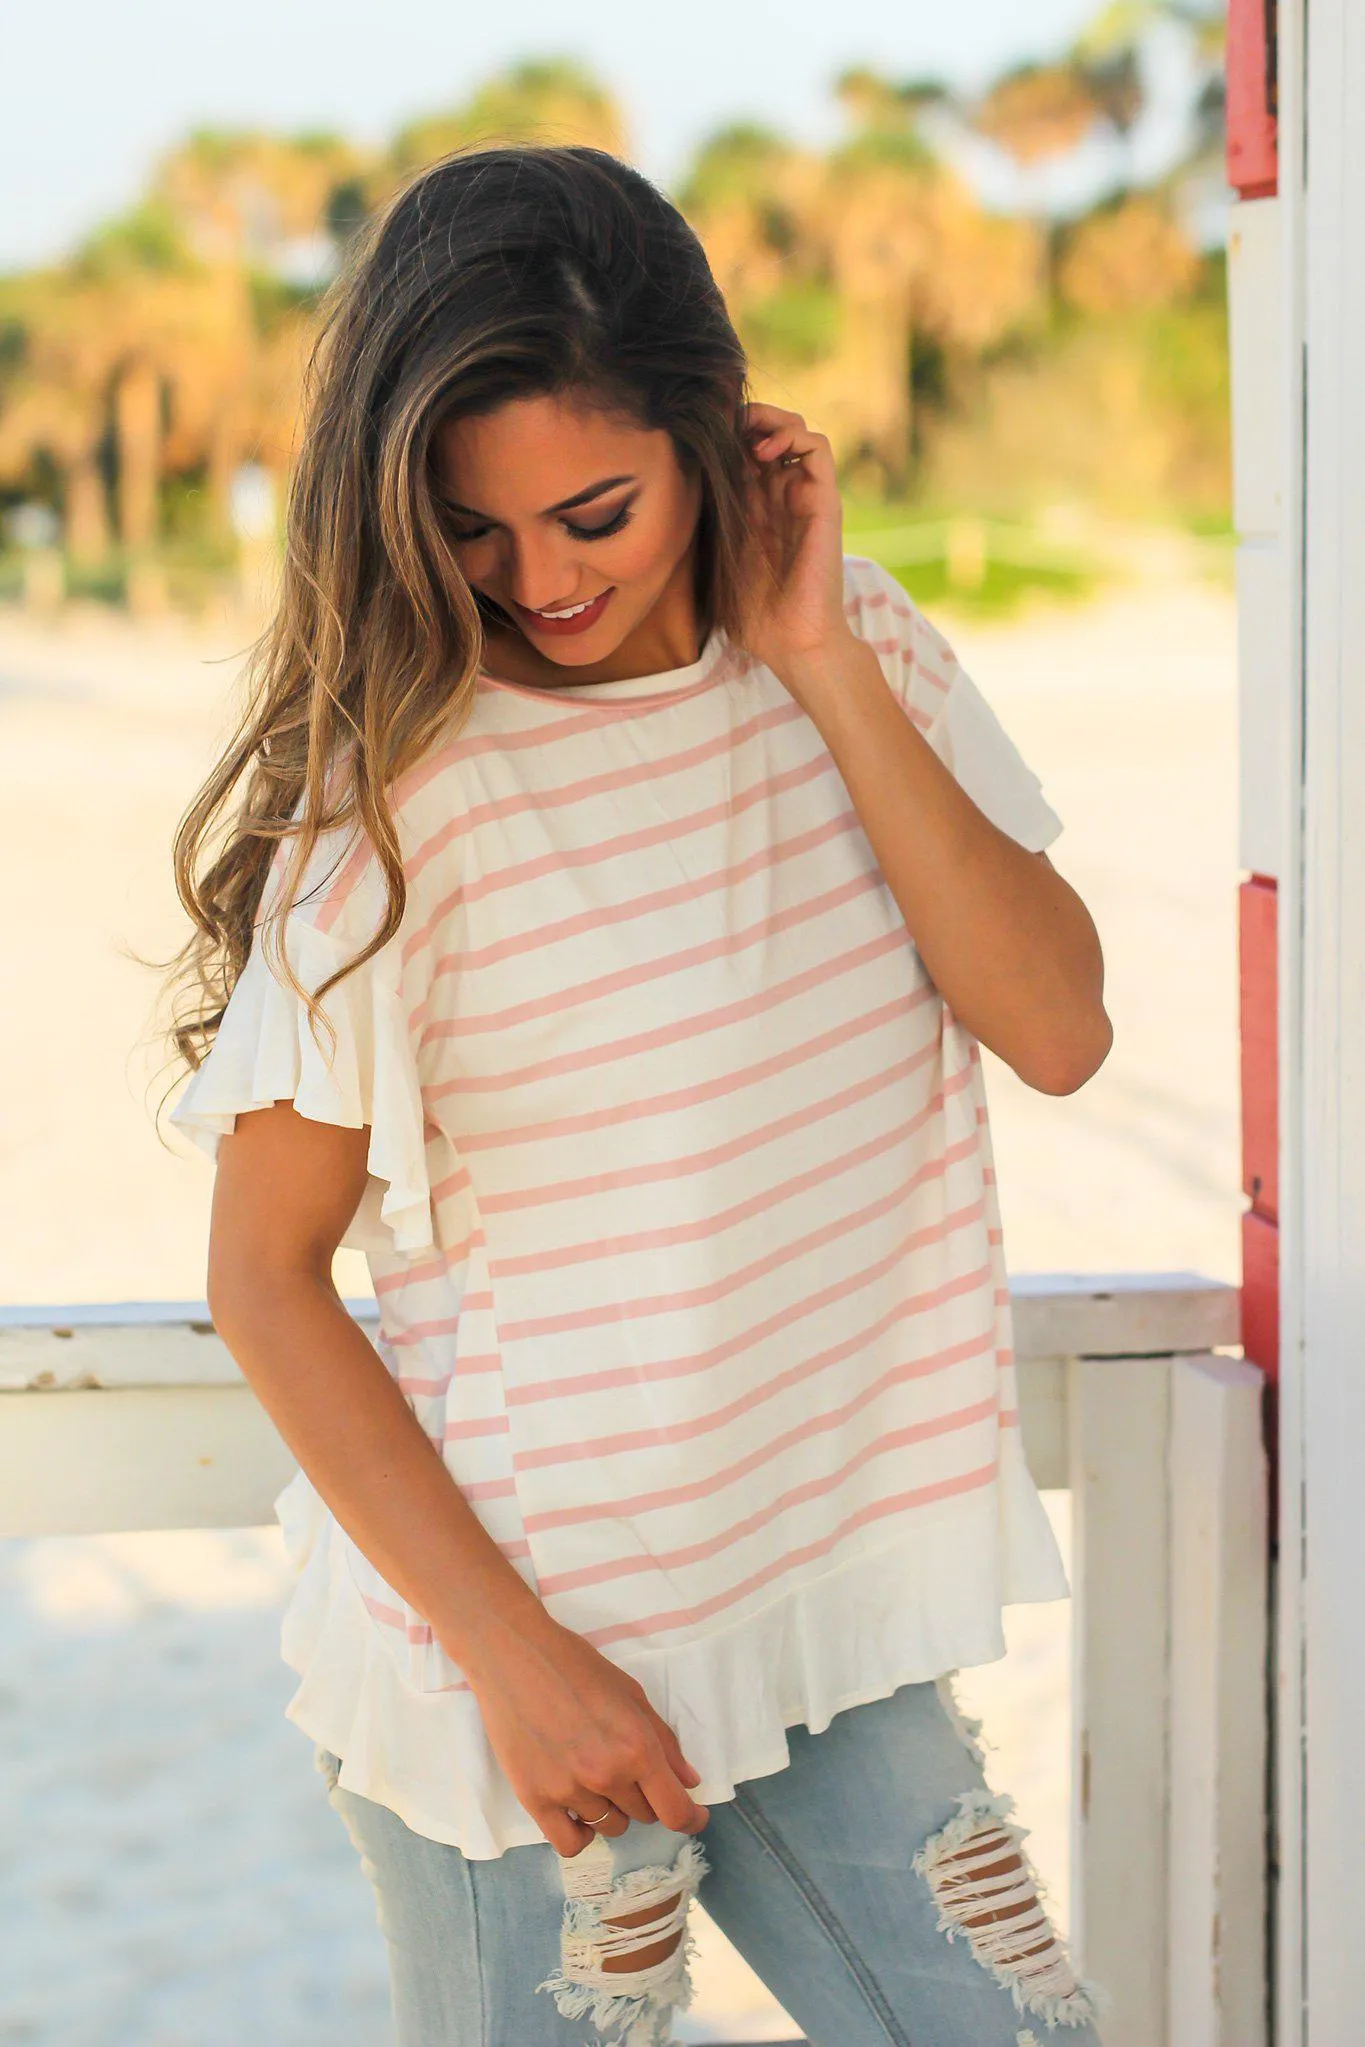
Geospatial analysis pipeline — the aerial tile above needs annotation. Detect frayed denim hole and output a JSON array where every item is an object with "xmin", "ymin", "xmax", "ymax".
[
  {"xmin": 535, "ymin": 1833, "xmax": 709, "ymax": 2045},
  {"xmin": 913, "ymin": 1787, "xmax": 1109, "ymax": 2033}
]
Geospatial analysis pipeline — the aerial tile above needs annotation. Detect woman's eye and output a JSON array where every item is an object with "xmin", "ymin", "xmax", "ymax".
[
  {"xmin": 446, "ymin": 500, "xmax": 635, "ymax": 545},
  {"xmin": 564, "ymin": 503, "xmax": 633, "ymax": 542}
]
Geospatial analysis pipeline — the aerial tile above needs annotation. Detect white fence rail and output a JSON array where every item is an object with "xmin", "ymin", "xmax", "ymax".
[{"xmin": 0, "ymin": 1271, "xmax": 1265, "ymax": 2047}]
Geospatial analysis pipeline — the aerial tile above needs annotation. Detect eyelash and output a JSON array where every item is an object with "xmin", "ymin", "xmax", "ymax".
[{"xmin": 449, "ymin": 502, "xmax": 635, "ymax": 545}]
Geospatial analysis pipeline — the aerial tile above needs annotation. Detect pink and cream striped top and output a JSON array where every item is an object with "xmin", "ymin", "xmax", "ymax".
[{"xmin": 172, "ymin": 552, "xmax": 1070, "ymax": 1856}]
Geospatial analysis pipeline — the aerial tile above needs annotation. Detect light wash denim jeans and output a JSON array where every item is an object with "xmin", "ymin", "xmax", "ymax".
[{"xmin": 314, "ymin": 1677, "xmax": 1107, "ymax": 2047}]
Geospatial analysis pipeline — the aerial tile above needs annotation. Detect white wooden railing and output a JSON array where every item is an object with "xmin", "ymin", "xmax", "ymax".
[{"xmin": 0, "ymin": 1272, "xmax": 1266, "ymax": 2047}]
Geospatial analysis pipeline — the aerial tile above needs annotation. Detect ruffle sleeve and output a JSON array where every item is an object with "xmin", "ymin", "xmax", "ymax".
[
  {"xmin": 169, "ymin": 843, "xmax": 434, "ymax": 1258},
  {"xmin": 845, "ymin": 553, "xmax": 1064, "ymax": 855}
]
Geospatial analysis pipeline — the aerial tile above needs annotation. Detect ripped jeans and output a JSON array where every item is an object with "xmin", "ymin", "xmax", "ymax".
[{"xmin": 314, "ymin": 1676, "xmax": 1107, "ymax": 2047}]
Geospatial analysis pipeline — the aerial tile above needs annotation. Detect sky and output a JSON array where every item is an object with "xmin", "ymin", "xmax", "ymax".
[{"xmin": 2, "ymin": 0, "xmax": 1109, "ymax": 271}]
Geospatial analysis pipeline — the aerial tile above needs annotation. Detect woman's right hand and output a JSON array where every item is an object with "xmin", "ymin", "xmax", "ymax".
[{"xmin": 466, "ymin": 1612, "xmax": 710, "ymax": 1857}]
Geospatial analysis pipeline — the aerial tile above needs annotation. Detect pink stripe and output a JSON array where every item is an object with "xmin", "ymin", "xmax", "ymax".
[
  {"xmin": 404, "ymin": 698, "xmax": 804, "ymax": 887},
  {"xmin": 361, "ymin": 1594, "xmax": 434, "ymax": 1643},
  {"xmin": 442, "ymin": 1414, "xmax": 510, "ymax": 1442},
  {"xmin": 385, "ymin": 1304, "xmax": 495, "ymax": 1357},
  {"xmin": 459, "ymin": 986, "xmax": 931, "ymax": 1153},
  {"xmin": 506, "ymin": 1223, "xmax": 990, "ymax": 1408},
  {"xmin": 464, "ymin": 1475, "xmax": 517, "ymax": 1502},
  {"xmin": 844, "ymin": 586, "xmax": 908, "ymax": 622},
  {"xmin": 420, "ymin": 868, "xmax": 882, "ymax": 1044},
  {"xmin": 427, "ymin": 927, "xmax": 911, "ymax": 1100},
  {"xmin": 495, "ymin": 1133, "xmax": 981, "ymax": 1346},
  {"xmin": 384, "ymin": 1316, "xmax": 480, "ymax": 1349},
  {"xmin": 375, "ymin": 1251, "xmax": 462, "ymax": 1295},
  {"xmin": 536, "ymin": 1394, "xmax": 1000, "ymax": 1595},
  {"xmin": 582, "ymin": 1461, "xmax": 999, "ymax": 1649},
  {"xmin": 401, "ymin": 749, "xmax": 838, "ymax": 963},
  {"xmin": 381, "ymin": 643, "xmax": 750, "ymax": 837},
  {"xmin": 430, "ymin": 809, "xmax": 863, "ymax": 977},
  {"xmin": 497, "ymin": 1105, "xmax": 978, "ymax": 1342},
  {"xmin": 395, "ymin": 1360, "xmax": 501, "ymax": 1394},
  {"xmin": 395, "ymin": 1345, "xmax": 502, "ymax": 1393},
  {"xmin": 481, "ymin": 1036, "xmax": 940, "ymax": 1230},
  {"xmin": 476, "ymin": 637, "xmax": 748, "ymax": 715},
  {"xmin": 522, "ymin": 1323, "xmax": 996, "ymax": 1512}
]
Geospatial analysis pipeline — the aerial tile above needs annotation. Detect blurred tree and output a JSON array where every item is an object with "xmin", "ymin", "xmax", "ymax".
[
  {"xmin": 0, "ymin": 270, "xmax": 112, "ymax": 557},
  {"xmin": 151, "ymin": 130, "xmax": 368, "ymax": 273},
  {"xmin": 1058, "ymin": 193, "xmax": 1201, "ymax": 315},
  {"xmin": 386, "ymin": 58, "xmax": 628, "ymax": 192},
  {"xmin": 971, "ymin": 58, "xmax": 1133, "ymax": 166},
  {"xmin": 745, "ymin": 92, "xmax": 1042, "ymax": 492},
  {"xmin": 679, "ymin": 125, "xmax": 816, "ymax": 312}
]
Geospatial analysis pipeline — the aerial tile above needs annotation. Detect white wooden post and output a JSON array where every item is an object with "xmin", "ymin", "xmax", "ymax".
[
  {"xmin": 1298, "ymin": 1, "xmax": 1365, "ymax": 2037},
  {"xmin": 1067, "ymin": 1351, "xmax": 1268, "ymax": 2047},
  {"xmin": 1167, "ymin": 1354, "xmax": 1270, "ymax": 2047},
  {"xmin": 1068, "ymin": 1352, "xmax": 1172, "ymax": 2043}
]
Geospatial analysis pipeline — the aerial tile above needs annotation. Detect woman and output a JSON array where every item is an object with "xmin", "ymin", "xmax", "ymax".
[{"xmin": 166, "ymin": 144, "xmax": 1112, "ymax": 2046}]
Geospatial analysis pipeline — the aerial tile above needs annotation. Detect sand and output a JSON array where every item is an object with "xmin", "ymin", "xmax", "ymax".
[{"xmin": 0, "ymin": 571, "xmax": 1238, "ymax": 2043}]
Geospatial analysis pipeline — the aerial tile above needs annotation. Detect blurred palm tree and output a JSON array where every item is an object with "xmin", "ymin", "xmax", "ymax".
[
  {"xmin": 0, "ymin": 273, "xmax": 115, "ymax": 559},
  {"xmin": 0, "ymin": 200, "xmax": 269, "ymax": 560},
  {"xmin": 1058, "ymin": 192, "xmax": 1202, "ymax": 315},
  {"xmin": 384, "ymin": 58, "xmax": 628, "ymax": 197},
  {"xmin": 76, "ymin": 208, "xmax": 260, "ymax": 553},
  {"xmin": 679, "ymin": 125, "xmax": 818, "ymax": 314},
  {"xmin": 684, "ymin": 84, "xmax": 1042, "ymax": 493},
  {"xmin": 153, "ymin": 130, "xmax": 367, "ymax": 272}
]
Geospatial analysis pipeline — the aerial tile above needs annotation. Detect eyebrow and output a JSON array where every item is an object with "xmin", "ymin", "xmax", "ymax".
[{"xmin": 444, "ymin": 474, "xmax": 638, "ymax": 521}]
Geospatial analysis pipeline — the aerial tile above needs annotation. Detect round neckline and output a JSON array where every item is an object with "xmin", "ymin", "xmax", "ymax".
[{"xmin": 477, "ymin": 626, "xmax": 741, "ymax": 708}]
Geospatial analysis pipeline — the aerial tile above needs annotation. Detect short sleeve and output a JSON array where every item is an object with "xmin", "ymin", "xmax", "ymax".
[
  {"xmin": 168, "ymin": 833, "xmax": 434, "ymax": 1257},
  {"xmin": 845, "ymin": 554, "xmax": 1064, "ymax": 855}
]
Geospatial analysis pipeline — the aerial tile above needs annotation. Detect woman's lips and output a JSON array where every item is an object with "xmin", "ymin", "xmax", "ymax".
[{"xmin": 512, "ymin": 587, "xmax": 614, "ymax": 637}]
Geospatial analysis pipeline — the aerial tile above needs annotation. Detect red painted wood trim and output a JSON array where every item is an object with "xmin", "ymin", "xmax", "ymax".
[
  {"xmin": 1227, "ymin": 0, "xmax": 1278, "ymax": 198},
  {"xmin": 1241, "ymin": 1209, "xmax": 1280, "ymax": 1388},
  {"xmin": 1242, "ymin": 1208, "xmax": 1280, "ymax": 1497},
  {"xmin": 1239, "ymin": 877, "xmax": 1278, "ymax": 1221},
  {"xmin": 1239, "ymin": 873, "xmax": 1279, "ymax": 1489}
]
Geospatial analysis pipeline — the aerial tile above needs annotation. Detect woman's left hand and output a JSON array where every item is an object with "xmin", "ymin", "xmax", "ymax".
[{"xmin": 736, "ymin": 400, "xmax": 857, "ymax": 705}]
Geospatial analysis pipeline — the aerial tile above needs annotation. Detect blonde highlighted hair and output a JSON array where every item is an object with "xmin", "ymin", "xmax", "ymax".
[{"xmin": 165, "ymin": 142, "xmax": 754, "ymax": 1076}]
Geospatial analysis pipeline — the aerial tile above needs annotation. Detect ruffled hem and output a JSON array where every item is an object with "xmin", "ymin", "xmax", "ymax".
[
  {"xmin": 270, "ymin": 1445, "xmax": 1070, "ymax": 1861},
  {"xmin": 169, "ymin": 912, "xmax": 433, "ymax": 1257}
]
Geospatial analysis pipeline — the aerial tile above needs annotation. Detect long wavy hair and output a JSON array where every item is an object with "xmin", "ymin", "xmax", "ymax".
[{"xmin": 164, "ymin": 142, "xmax": 754, "ymax": 1079}]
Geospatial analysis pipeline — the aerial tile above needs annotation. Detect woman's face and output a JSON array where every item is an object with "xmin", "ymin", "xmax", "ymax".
[{"xmin": 432, "ymin": 391, "xmax": 705, "ymax": 681}]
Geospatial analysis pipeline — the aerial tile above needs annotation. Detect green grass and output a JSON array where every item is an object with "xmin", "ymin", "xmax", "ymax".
[
  {"xmin": 842, "ymin": 506, "xmax": 1100, "ymax": 619},
  {"xmin": 873, "ymin": 551, "xmax": 1096, "ymax": 619}
]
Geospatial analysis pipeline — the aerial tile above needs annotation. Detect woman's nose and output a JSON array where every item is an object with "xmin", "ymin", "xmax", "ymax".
[{"xmin": 505, "ymin": 533, "xmax": 579, "ymax": 615}]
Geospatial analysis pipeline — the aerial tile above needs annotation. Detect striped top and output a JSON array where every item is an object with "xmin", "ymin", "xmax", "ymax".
[{"xmin": 172, "ymin": 552, "xmax": 1070, "ymax": 1857}]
